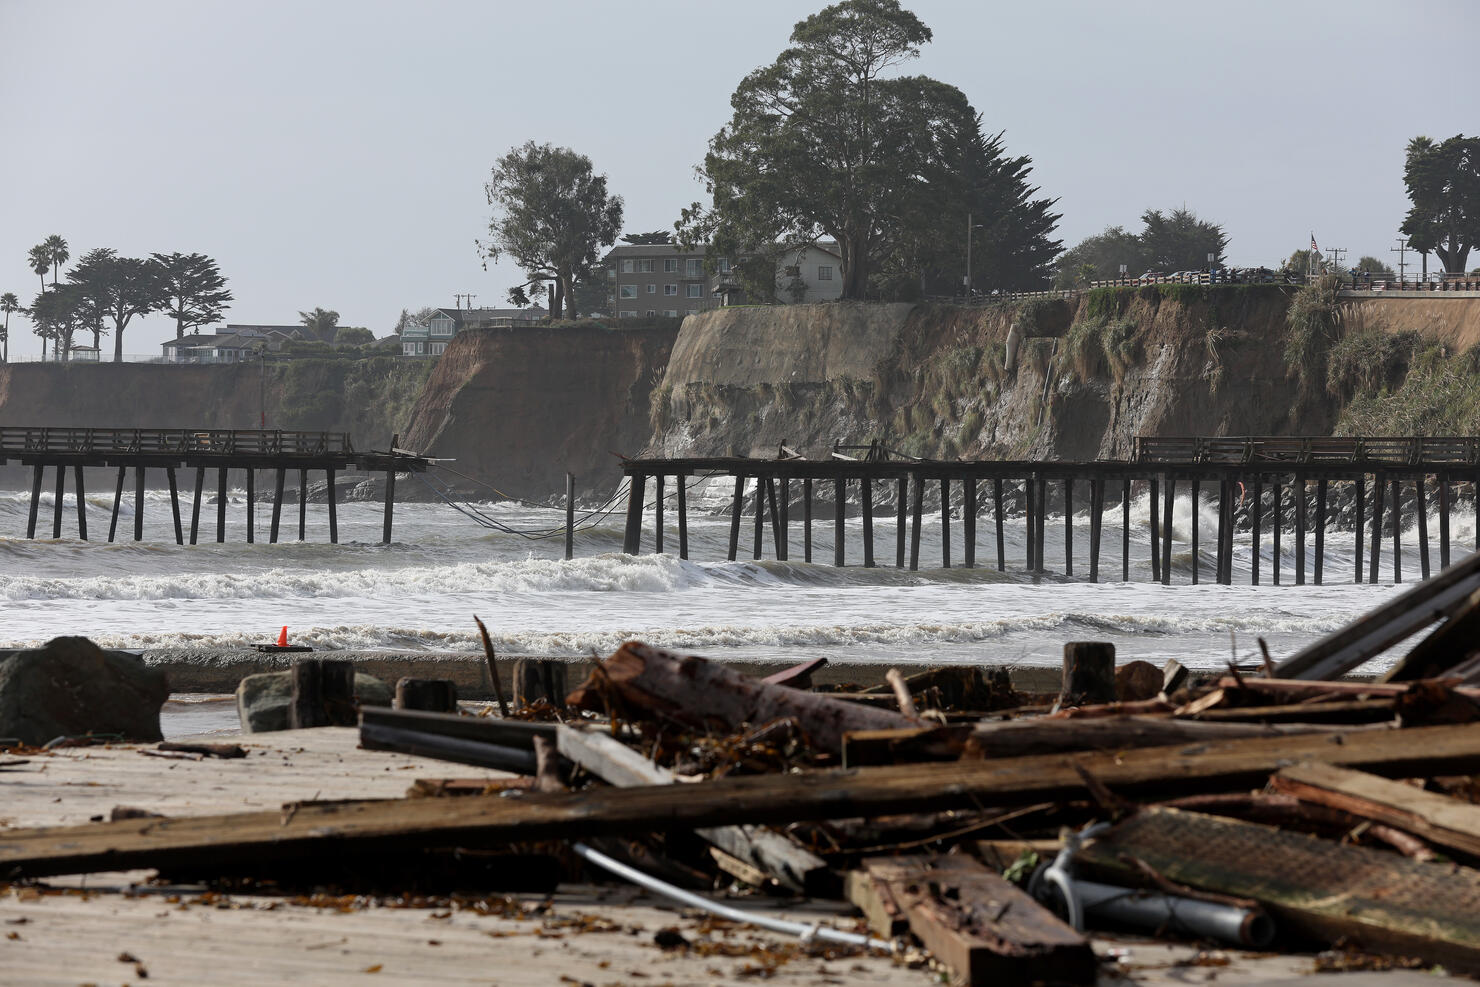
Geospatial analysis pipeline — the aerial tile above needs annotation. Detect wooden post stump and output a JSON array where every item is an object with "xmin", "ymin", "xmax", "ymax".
[
  {"xmin": 394, "ymin": 678, "xmax": 459, "ymax": 713},
  {"xmin": 514, "ymin": 659, "xmax": 569, "ymax": 709},
  {"xmin": 1059, "ymin": 642, "xmax": 1116, "ymax": 708},
  {"xmin": 289, "ymin": 659, "xmax": 357, "ymax": 728}
]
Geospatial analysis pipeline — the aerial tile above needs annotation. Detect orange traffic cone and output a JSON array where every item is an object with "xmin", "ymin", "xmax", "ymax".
[{"xmin": 277, "ymin": 626, "xmax": 288, "ymax": 647}]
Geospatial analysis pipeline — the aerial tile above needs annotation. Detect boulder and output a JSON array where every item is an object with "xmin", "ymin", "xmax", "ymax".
[
  {"xmin": 0, "ymin": 637, "xmax": 169, "ymax": 746},
  {"xmin": 236, "ymin": 670, "xmax": 391, "ymax": 733},
  {"xmin": 1114, "ymin": 660, "xmax": 1165, "ymax": 703}
]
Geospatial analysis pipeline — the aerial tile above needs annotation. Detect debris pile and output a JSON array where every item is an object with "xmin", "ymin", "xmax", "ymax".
[{"xmin": 9, "ymin": 557, "xmax": 1480, "ymax": 983}]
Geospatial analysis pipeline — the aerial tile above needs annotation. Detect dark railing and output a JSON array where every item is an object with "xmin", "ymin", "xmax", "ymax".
[
  {"xmin": 1134, "ymin": 436, "xmax": 1480, "ymax": 466},
  {"xmin": 0, "ymin": 427, "xmax": 355, "ymax": 458}
]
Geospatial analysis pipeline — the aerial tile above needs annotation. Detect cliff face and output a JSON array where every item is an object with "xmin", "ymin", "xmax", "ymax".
[
  {"xmin": 400, "ymin": 324, "xmax": 677, "ymax": 499},
  {"xmin": 649, "ymin": 286, "xmax": 1322, "ymax": 463}
]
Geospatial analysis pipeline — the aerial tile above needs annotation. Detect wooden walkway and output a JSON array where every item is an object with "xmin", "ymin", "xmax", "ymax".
[
  {"xmin": 0, "ymin": 426, "xmax": 429, "ymax": 545},
  {"xmin": 619, "ymin": 437, "xmax": 1480, "ymax": 586}
]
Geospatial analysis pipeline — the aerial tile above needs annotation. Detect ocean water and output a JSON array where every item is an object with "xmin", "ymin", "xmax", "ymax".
[{"xmin": 0, "ymin": 478, "xmax": 1451, "ymax": 674}]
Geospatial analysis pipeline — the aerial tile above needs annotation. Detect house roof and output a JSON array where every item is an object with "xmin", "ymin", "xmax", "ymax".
[{"xmin": 604, "ymin": 244, "xmax": 703, "ymax": 258}]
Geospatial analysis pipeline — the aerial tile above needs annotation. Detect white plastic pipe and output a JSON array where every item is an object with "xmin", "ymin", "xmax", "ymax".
[{"xmin": 571, "ymin": 842, "xmax": 894, "ymax": 952}]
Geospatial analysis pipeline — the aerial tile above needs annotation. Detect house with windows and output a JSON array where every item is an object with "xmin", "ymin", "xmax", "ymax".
[
  {"xmin": 602, "ymin": 241, "xmax": 844, "ymax": 317},
  {"xmin": 399, "ymin": 307, "xmax": 543, "ymax": 357},
  {"xmin": 160, "ymin": 326, "xmax": 304, "ymax": 364}
]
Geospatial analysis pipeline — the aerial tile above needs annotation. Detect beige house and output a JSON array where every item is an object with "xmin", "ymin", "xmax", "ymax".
[{"xmin": 603, "ymin": 241, "xmax": 845, "ymax": 317}]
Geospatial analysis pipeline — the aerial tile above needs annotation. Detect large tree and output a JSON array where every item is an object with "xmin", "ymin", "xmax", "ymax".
[
  {"xmin": 151, "ymin": 252, "xmax": 233, "ymax": 338},
  {"xmin": 27, "ymin": 244, "xmax": 49, "ymax": 294},
  {"xmin": 620, "ymin": 231, "xmax": 673, "ymax": 245},
  {"xmin": 1054, "ymin": 207, "xmax": 1227, "ymax": 287},
  {"xmin": 28, "ymin": 284, "xmax": 94, "ymax": 361},
  {"xmin": 0, "ymin": 292, "xmax": 20, "ymax": 362},
  {"xmin": 66, "ymin": 249, "xmax": 165, "ymax": 361},
  {"xmin": 1053, "ymin": 227, "xmax": 1146, "ymax": 288},
  {"xmin": 42, "ymin": 234, "xmax": 69, "ymax": 287},
  {"xmin": 1400, "ymin": 134, "xmax": 1479, "ymax": 275},
  {"xmin": 682, "ymin": 0, "xmax": 980, "ymax": 301},
  {"xmin": 480, "ymin": 141, "xmax": 623, "ymax": 319},
  {"xmin": 299, "ymin": 307, "xmax": 340, "ymax": 342}
]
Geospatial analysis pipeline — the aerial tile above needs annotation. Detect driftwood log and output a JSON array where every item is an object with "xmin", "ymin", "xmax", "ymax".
[{"xmin": 566, "ymin": 641, "xmax": 914, "ymax": 755}]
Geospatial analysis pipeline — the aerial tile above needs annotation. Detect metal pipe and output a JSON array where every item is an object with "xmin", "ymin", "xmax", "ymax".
[
  {"xmin": 571, "ymin": 842, "xmax": 893, "ymax": 952},
  {"xmin": 1072, "ymin": 877, "xmax": 1274, "ymax": 948}
]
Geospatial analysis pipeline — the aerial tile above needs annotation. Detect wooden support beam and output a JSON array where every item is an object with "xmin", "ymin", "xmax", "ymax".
[
  {"xmin": 909, "ymin": 473, "xmax": 923, "ymax": 571},
  {"xmin": 9, "ymin": 722, "xmax": 1480, "ymax": 881},
  {"xmin": 51, "ymin": 463, "xmax": 64, "ymax": 539},
  {"xmin": 995, "ymin": 477, "xmax": 1007, "ymax": 572},
  {"xmin": 623, "ymin": 474, "xmax": 646, "ymax": 556},
  {"xmin": 854, "ymin": 856, "xmax": 1095, "ymax": 986},
  {"xmin": 1088, "ymin": 476, "xmax": 1102, "ymax": 583},
  {"xmin": 1354, "ymin": 476, "xmax": 1365, "ymax": 583},
  {"xmin": 1272, "ymin": 761, "xmax": 1480, "ymax": 862},
  {"xmin": 1251, "ymin": 475, "xmax": 1262, "ymax": 585},
  {"xmin": 26, "ymin": 464, "xmax": 43, "ymax": 540},
  {"xmin": 861, "ymin": 476, "xmax": 875, "ymax": 568},
  {"xmin": 1272, "ymin": 478, "xmax": 1282, "ymax": 585},
  {"xmin": 1078, "ymin": 806, "xmax": 1480, "ymax": 975},
  {"xmin": 1295, "ymin": 473, "xmax": 1307, "ymax": 585},
  {"xmin": 727, "ymin": 475, "xmax": 743, "ymax": 561},
  {"xmin": 1370, "ymin": 473, "xmax": 1384, "ymax": 584},
  {"xmin": 189, "ymin": 466, "xmax": 203, "ymax": 545},
  {"xmin": 1059, "ymin": 641, "xmax": 1116, "ymax": 707},
  {"xmin": 1036, "ymin": 474, "xmax": 1048, "ymax": 574},
  {"xmin": 777, "ymin": 476, "xmax": 788, "ymax": 562},
  {"xmin": 1440, "ymin": 474, "xmax": 1451, "ymax": 571},
  {"xmin": 676, "ymin": 472, "xmax": 689, "ymax": 560},
  {"xmin": 963, "ymin": 476, "xmax": 976, "ymax": 569},
  {"xmin": 565, "ymin": 472, "xmax": 576, "ymax": 561},
  {"xmin": 803, "ymin": 476, "xmax": 813, "ymax": 563},
  {"xmin": 834, "ymin": 476, "xmax": 846, "ymax": 567},
  {"xmin": 216, "ymin": 467, "xmax": 227, "ymax": 543},
  {"xmin": 381, "ymin": 465, "xmax": 396, "ymax": 546},
  {"xmin": 245, "ymin": 467, "xmax": 255, "ymax": 544},
  {"xmin": 1149, "ymin": 477, "xmax": 1160, "ymax": 583},
  {"xmin": 1161, "ymin": 474, "xmax": 1174, "ymax": 585},
  {"xmin": 326, "ymin": 467, "xmax": 338, "ymax": 544},
  {"xmin": 766, "ymin": 476, "xmax": 783, "ymax": 561},
  {"xmin": 73, "ymin": 464, "xmax": 87, "ymax": 541},
  {"xmin": 394, "ymin": 678, "xmax": 458, "ymax": 713},
  {"xmin": 556, "ymin": 725, "xmax": 830, "ymax": 894},
  {"xmin": 1418, "ymin": 476, "xmax": 1430, "ymax": 581},
  {"xmin": 1315, "ymin": 476, "xmax": 1328, "ymax": 585},
  {"xmin": 133, "ymin": 465, "xmax": 146, "ymax": 541},
  {"xmin": 108, "ymin": 465, "xmax": 126, "ymax": 543},
  {"xmin": 167, "ymin": 466, "xmax": 183, "ymax": 545},
  {"xmin": 288, "ymin": 658, "xmax": 356, "ymax": 729},
  {"xmin": 895, "ymin": 476, "xmax": 907, "ymax": 568},
  {"xmin": 1121, "ymin": 477, "xmax": 1130, "ymax": 582},
  {"xmin": 941, "ymin": 477, "xmax": 951, "ymax": 569},
  {"xmin": 653, "ymin": 474, "xmax": 665, "ymax": 555},
  {"xmin": 753, "ymin": 477, "xmax": 765, "ymax": 561},
  {"xmin": 298, "ymin": 467, "xmax": 308, "ymax": 542},
  {"xmin": 1027, "ymin": 476, "xmax": 1038, "ymax": 573}
]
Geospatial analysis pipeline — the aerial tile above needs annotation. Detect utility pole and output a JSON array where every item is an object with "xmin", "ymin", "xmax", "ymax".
[
  {"xmin": 1326, "ymin": 247, "xmax": 1347, "ymax": 274},
  {"xmin": 1391, "ymin": 238, "xmax": 1409, "ymax": 282},
  {"xmin": 453, "ymin": 293, "xmax": 477, "ymax": 310}
]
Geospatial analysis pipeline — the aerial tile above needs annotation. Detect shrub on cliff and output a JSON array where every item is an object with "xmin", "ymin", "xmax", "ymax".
[{"xmin": 1283, "ymin": 275, "xmax": 1344, "ymax": 390}]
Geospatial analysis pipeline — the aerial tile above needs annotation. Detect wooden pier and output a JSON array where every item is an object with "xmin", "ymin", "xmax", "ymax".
[
  {"xmin": 619, "ymin": 437, "xmax": 1480, "ymax": 586},
  {"xmin": 0, "ymin": 427, "xmax": 429, "ymax": 545}
]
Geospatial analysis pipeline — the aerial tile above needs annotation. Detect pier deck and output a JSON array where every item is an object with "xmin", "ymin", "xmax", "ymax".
[
  {"xmin": 0, "ymin": 426, "xmax": 429, "ymax": 545},
  {"xmin": 620, "ymin": 437, "xmax": 1480, "ymax": 586}
]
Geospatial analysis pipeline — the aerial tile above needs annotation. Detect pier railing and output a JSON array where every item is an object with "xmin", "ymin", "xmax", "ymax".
[
  {"xmin": 0, "ymin": 427, "xmax": 355, "ymax": 458},
  {"xmin": 1135, "ymin": 436, "xmax": 1480, "ymax": 466}
]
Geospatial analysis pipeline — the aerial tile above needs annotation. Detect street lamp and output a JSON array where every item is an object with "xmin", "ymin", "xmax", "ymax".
[
  {"xmin": 963, "ymin": 212, "xmax": 987, "ymax": 297},
  {"xmin": 1207, "ymin": 252, "xmax": 1216, "ymax": 283}
]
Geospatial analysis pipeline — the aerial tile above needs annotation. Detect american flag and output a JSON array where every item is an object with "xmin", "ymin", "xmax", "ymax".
[{"xmin": 1311, "ymin": 234, "xmax": 1320, "ymax": 254}]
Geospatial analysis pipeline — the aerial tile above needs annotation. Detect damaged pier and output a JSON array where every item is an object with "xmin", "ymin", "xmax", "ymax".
[
  {"xmin": 620, "ymin": 435, "xmax": 1480, "ymax": 585},
  {"xmin": 0, "ymin": 426, "xmax": 430, "ymax": 545}
]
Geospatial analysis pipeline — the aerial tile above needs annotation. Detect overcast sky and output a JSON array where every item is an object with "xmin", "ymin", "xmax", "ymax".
[{"xmin": 1, "ymin": 0, "xmax": 1475, "ymax": 359}]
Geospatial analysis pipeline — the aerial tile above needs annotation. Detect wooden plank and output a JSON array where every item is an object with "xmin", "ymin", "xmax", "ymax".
[
  {"xmin": 555, "ymin": 724, "xmax": 829, "ymax": 893},
  {"xmin": 961, "ymin": 715, "xmax": 1370, "ymax": 759},
  {"xmin": 845, "ymin": 866, "xmax": 910, "ymax": 938},
  {"xmin": 1078, "ymin": 807, "xmax": 1480, "ymax": 974},
  {"xmin": 9, "ymin": 722, "xmax": 1480, "ymax": 879},
  {"xmin": 858, "ymin": 855, "xmax": 1095, "ymax": 985},
  {"xmin": 358, "ymin": 705, "xmax": 554, "ymax": 749},
  {"xmin": 1380, "ymin": 587, "xmax": 1480, "ymax": 683},
  {"xmin": 1272, "ymin": 761, "xmax": 1480, "ymax": 860}
]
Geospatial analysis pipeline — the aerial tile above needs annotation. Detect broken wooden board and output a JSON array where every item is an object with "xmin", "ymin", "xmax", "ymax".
[
  {"xmin": 1272, "ymin": 761, "xmax": 1480, "ymax": 861},
  {"xmin": 1382, "ymin": 586, "xmax": 1480, "ymax": 683},
  {"xmin": 857, "ymin": 855, "xmax": 1096, "ymax": 985},
  {"xmin": 554, "ymin": 724, "xmax": 830, "ymax": 894},
  {"xmin": 8, "ymin": 722, "xmax": 1480, "ymax": 879},
  {"xmin": 565, "ymin": 641, "xmax": 914, "ymax": 755},
  {"xmin": 1078, "ymin": 807, "xmax": 1480, "ymax": 973}
]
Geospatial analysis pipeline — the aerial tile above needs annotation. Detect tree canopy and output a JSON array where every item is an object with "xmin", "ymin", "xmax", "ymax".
[
  {"xmin": 65, "ymin": 248, "xmax": 164, "ymax": 361},
  {"xmin": 1354, "ymin": 255, "xmax": 1395, "ymax": 277},
  {"xmin": 680, "ymin": 0, "xmax": 1058, "ymax": 299},
  {"xmin": 1054, "ymin": 208, "xmax": 1227, "ymax": 287},
  {"xmin": 620, "ymin": 231, "xmax": 672, "ymax": 245},
  {"xmin": 152, "ymin": 252, "xmax": 233, "ymax": 339},
  {"xmin": 480, "ymin": 141, "xmax": 623, "ymax": 319},
  {"xmin": 0, "ymin": 292, "xmax": 20, "ymax": 362},
  {"xmin": 1401, "ymin": 134, "xmax": 1479, "ymax": 274},
  {"xmin": 299, "ymin": 307, "xmax": 340, "ymax": 342}
]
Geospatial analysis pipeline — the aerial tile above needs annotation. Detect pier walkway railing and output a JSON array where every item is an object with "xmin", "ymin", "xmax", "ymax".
[
  {"xmin": 1, "ymin": 426, "xmax": 428, "ymax": 546},
  {"xmin": 619, "ymin": 436, "xmax": 1480, "ymax": 587}
]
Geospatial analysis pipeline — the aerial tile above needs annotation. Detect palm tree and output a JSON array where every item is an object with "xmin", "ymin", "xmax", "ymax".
[
  {"xmin": 27, "ymin": 244, "xmax": 50, "ymax": 293},
  {"xmin": 43, "ymin": 235, "xmax": 69, "ymax": 287},
  {"xmin": 0, "ymin": 292, "xmax": 20, "ymax": 363}
]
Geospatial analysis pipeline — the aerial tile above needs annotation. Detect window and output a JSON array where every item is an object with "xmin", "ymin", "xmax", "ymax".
[
  {"xmin": 717, "ymin": 258, "xmax": 731, "ymax": 273},
  {"xmin": 638, "ymin": 258, "xmax": 655, "ymax": 272},
  {"xmin": 620, "ymin": 259, "xmax": 634, "ymax": 273},
  {"xmin": 663, "ymin": 258, "xmax": 678, "ymax": 272},
  {"xmin": 619, "ymin": 285, "xmax": 638, "ymax": 299},
  {"xmin": 663, "ymin": 310, "xmax": 678, "ymax": 317},
  {"xmin": 619, "ymin": 310, "xmax": 638, "ymax": 318},
  {"xmin": 784, "ymin": 265, "xmax": 800, "ymax": 278},
  {"xmin": 685, "ymin": 258, "xmax": 703, "ymax": 276},
  {"xmin": 645, "ymin": 284, "xmax": 656, "ymax": 294},
  {"xmin": 686, "ymin": 283, "xmax": 703, "ymax": 298},
  {"xmin": 646, "ymin": 310, "xmax": 656, "ymax": 317},
  {"xmin": 817, "ymin": 265, "xmax": 833, "ymax": 281},
  {"xmin": 663, "ymin": 284, "xmax": 677, "ymax": 296},
  {"xmin": 431, "ymin": 341, "xmax": 446, "ymax": 355}
]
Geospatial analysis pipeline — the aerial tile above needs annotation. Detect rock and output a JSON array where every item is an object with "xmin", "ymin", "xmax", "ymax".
[
  {"xmin": 235, "ymin": 669, "xmax": 391, "ymax": 733},
  {"xmin": 0, "ymin": 637, "xmax": 169, "ymax": 746},
  {"xmin": 1114, "ymin": 660, "xmax": 1164, "ymax": 702}
]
